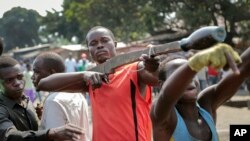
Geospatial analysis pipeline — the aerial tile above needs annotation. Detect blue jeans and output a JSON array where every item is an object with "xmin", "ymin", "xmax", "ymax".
[{"xmin": 208, "ymin": 76, "xmax": 219, "ymax": 85}]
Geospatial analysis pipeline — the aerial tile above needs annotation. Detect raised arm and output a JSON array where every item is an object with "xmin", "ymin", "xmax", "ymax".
[
  {"xmin": 199, "ymin": 47, "xmax": 250, "ymax": 114},
  {"xmin": 151, "ymin": 43, "xmax": 241, "ymax": 124},
  {"xmin": 150, "ymin": 61, "xmax": 197, "ymax": 124}
]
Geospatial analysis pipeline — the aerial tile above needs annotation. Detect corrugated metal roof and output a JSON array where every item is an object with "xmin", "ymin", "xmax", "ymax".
[{"xmin": 60, "ymin": 44, "xmax": 87, "ymax": 51}]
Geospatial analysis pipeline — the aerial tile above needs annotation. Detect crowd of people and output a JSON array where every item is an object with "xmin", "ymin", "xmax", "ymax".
[{"xmin": 0, "ymin": 26, "xmax": 250, "ymax": 141}]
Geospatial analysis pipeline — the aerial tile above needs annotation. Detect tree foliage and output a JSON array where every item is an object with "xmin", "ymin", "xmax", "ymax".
[
  {"xmin": 164, "ymin": 0, "xmax": 250, "ymax": 45},
  {"xmin": 0, "ymin": 7, "xmax": 41, "ymax": 51},
  {"xmin": 61, "ymin": 0, "xmax": 250, "ymax": 46},
  {"xmin": 40, "ymin": 9, "xmax": 83, "ymax": 44},
  {"xmin": 63, "ymin": 0, "xmax": 165, "ymax": 42},
  {"xmin": 2, "ymin": 0, "xmax": 249, "ymax": 52}
]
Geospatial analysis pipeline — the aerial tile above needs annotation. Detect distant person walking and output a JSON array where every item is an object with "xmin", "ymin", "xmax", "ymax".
[
  {"xmin": 245, "ymin": 78, "xmax": 250, "ymax": 93},
  {"xmin": 197, "ymin": 67, "xmax": 208, "ymax": 90},
  {"xmin": 207, "ymin": 66, "xmax": 220, "ymax": 85},
  {"xmin": 23, "ymin": 63, "xmax": 36, "ymax": 103},
  {"xmin": 64, "ymin": 52, "xmax": 77, "ymax": 72}
]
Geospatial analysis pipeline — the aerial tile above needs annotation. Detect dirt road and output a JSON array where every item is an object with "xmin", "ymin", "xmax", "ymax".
[{"xmin": 216, "ymin": 95, "xmax": 250, "ymax": 141}]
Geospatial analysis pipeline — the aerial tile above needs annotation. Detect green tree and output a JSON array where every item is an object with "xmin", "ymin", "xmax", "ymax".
[
  {"xmin": 152, "ymin": 0, "xmax": 250, "ymax": 45},
  {"xmin": 40, "ymin": 9, "xmax": 84, "ymax": 44},
  {"xmin": 63, "ymin": 0, "xmax": 165, "ymax": 42},
  {"xmin": 44, "ymin": 0, "xmax": 250, "ymax": 47},
  {"xmin": 0, "ymin": 7, "xmax": 41, "ymax": 52}
]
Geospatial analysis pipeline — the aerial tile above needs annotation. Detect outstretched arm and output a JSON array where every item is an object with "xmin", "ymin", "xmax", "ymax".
[{"xmin": 37, "ymin": 71, "xmax": 107, "ymax": 92}]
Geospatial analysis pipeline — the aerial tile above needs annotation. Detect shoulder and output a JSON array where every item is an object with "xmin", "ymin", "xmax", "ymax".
[
  {"xmin": 47, "ymin": 92, "xmax": 84, "ymax": 103},
  {"xmin": 0, "ymin": 95, "xmax": 14, "ymax": 110},
  {"xmin": 57, "ymin": 92, "xmax": 83, "ymax": 98},
  {"xmin": 120, "ymin": 62, "xmax": 138, "ymax": 70},
  {"xmin": 45, "ymin": 92, "xmax": 59, "ymax": 101},
  {"xmin": 0, "ymin": 104, "xmax": 8, "ymax": 110},
  {"xmin": 124, "ymin": 62, "xmax": 140, "ymax": 76},
  {"xmin": 0, "ymin": 104, "xmax": 9, "ymax": 117},
  {"xmin": 114, "ymin": 62, "xmax": 140, "ymax": 82}
]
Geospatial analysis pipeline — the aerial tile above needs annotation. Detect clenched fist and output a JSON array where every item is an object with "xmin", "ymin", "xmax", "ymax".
[{"xmin": 188, "ymin": 43, "xmax": 241, "ymax": 72}]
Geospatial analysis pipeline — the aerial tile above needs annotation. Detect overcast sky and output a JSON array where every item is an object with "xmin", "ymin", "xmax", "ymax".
[{"xmin": 0, "ymin": 0, "xmax": 63, "ymax": 18}]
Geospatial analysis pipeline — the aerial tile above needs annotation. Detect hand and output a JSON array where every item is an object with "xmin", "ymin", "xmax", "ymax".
[
  {"xmin": 139, "ymin": 52, "xmax": 160, "ymax": 72},
  {"xmin": 35, "ymin": 103, "xmax": 43, "ymax": 120},
  {"xmin": 188, "ymin": 43, "xmax": 241, "ymax": 72},
  {"xmin": 48, "ymin": 124, "xmax": 84, "ymax": 141},
  {"xmin": 83, "ymin": 71, "xmax": 109, "ymax": 90}
]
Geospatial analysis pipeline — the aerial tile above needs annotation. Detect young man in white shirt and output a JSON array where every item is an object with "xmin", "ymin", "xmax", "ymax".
[{"xmin": 32, "ymin": 52, "xmax": 90, "ymax": 141}]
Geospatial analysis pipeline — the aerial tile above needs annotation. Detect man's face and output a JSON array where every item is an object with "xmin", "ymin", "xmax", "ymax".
[
  {"xmin": 86, "ymin": 28, "xmax": 117, "ymax": 64},
  {"xmin": 0, "ymin": 65, "xmax": 25, "ymax": 99},
  {"xmin": 31, "ymin": 58, "xmax": 51, "ymax": 89}
]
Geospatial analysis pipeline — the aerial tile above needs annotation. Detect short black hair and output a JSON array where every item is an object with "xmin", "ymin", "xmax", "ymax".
[
  {"xmin": 36, "ymin": 52, "xmax": 65, "ymax": 73},
  {"xmin": 0, "ymin": 55, "xmax": 19, "ymax": 70},
  {"xmin": 85, "ymin": 26, "xmax": 115, "ymax": 46},
  {"xmin": 158, "ymin": 54, "xmax": 186, "ymax": 81}
]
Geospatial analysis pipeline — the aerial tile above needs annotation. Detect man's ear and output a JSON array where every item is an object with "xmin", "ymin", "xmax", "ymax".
[{"xmin": 50, "ymin": 69, "xmax": 57, "ymax": 74}]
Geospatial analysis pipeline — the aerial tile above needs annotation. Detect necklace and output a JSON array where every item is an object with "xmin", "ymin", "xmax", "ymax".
[{"xmin": 197, "ymin": 118, "xmax": 202, "ymax": 124}]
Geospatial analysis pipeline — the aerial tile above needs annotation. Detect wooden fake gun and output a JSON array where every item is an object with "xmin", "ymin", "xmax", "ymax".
[{"xmin": 89, "ymin": 26, "xmax": 227, "ymax": 74}]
